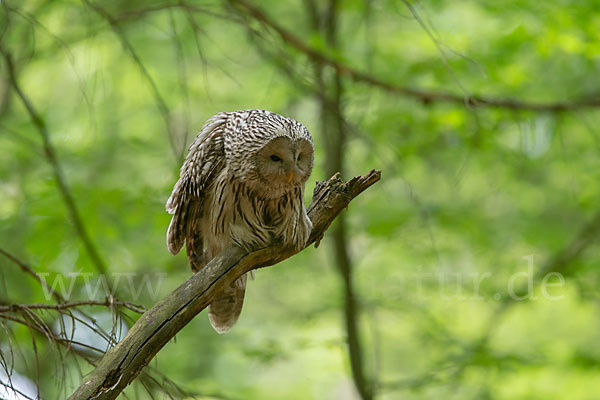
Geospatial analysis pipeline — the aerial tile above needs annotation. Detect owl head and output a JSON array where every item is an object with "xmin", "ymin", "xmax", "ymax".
[{"xmin": 225, "ymin": 110, "xmax": 314, "ymax": 198}]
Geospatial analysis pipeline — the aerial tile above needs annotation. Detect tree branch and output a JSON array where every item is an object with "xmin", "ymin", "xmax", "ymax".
[
  {"xmin": 231, "ymin": 0, "xmax": 600, "ymax": 112},
  {"xmin": 0, "ymin": 48, "xmax": 112, "ymax": 284},
  {"xmin": 0, "ymin": 300, "xmax": 146, "ymax": 314},
  {"xmin": 82, "ymin": 0, "xmax": 182, "ymax": 160},
  {"xmin": 307, "ymin": 0, "xmax": 373, "ymax": 398},
  {"xmin": 68, "ymin": 170, "xmax": 381, "ymax": 400},
  {"xmin": 0, "ymin": 248, "xmax": 66, "ymax": 303}
]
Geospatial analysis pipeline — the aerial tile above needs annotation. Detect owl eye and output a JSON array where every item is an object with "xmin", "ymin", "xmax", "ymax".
[
  {"xmin": 296, "ymin": 154, "xmax": 302, "ymax": 162},
  {"xmin": 270, "ymin": 155, "xmax": 282, "ymax": 162}
]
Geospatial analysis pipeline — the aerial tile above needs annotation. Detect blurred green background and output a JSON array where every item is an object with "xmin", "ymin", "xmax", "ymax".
[{"xmin": 1, "ymin": 0, "xmax": 600, "ymax": 399}]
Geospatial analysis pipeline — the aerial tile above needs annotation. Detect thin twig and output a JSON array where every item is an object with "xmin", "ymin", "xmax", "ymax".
[
  {"xmin": 0, "ymin": 49, "xmax": 112, "ymax": 284},
  {"xmin": 82, "ymin": 0, "xmax": 180, "ymax": 160},
  {"xmin": 0, "ymin": 248, "xmax": 64, "ymax": 303},
  {"xmin": 112, "ymin": 1, "xmax": 236, "ymax": 24},
  {"xmin": 23, "ymin": 315, "xmax": 40, "ymax": 399},
  {"xmin": 0, "ymin": 300, "xmax": 146, "ymax": 314},
  {"xmin": 305, "ymin": 0, "xmax": 373, "ymax": 398},
  {"xmin": 231, "ymin": 0, "xmax": 600, "ymax": 112},
  {"xmin": 399, "ymin": 0, "xmax": 471, "ymax": 97},
  {"xmin": 0, "ymin": 380, "xmax": 36, "ymax": 400},
  {"xmin": 0, "ymin": 314, "xmax": 105, "ymax": 354}
]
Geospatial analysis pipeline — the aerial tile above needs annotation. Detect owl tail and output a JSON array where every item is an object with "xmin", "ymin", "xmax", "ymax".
[{"xmin": 208, "ymin": 274, "xmax": 247, "ymax": 334}]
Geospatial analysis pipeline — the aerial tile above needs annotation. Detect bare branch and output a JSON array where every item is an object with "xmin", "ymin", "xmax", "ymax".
[
  {"xmin": 1, "ymin": 310, "xmax": 195, "ymax": 399},
  {"xmin": 0, "ymin": 380, "xmax": 36, "ymax": 400},
  {"xmin": 0, "ymin": 313, "xmax": 105, "ymax": 355},
  {"xmin": 68, "ymin": 170, "xmax": 381, "ymax": 400},
  {"xmin": 0, "ymin": 248, "xmax": 142, "ymax": 350},
  {"xmin": 305, "ymin": 0, "xmax": 373, "ymax": 398},
  {"xmin": 231, "ymin": 0, "xmax": 600, "ymax": 112},
  {"xmin": 0, "ymin": 248, "xmax": 65, "ymax": 303},
  {"xmin": 82, "ymin": 0, "xmax": 182, "ymax": 160},
  {"xmin": 0, "ymin": 300, "xmax": 146, "ymax": 314},
  {"xmin": 0, "ymin": 49, "xmax": 112, "ymax": 284},
  {"xmin": 111, "ymin": 2, "xmax": 237, "ymax": 24}
]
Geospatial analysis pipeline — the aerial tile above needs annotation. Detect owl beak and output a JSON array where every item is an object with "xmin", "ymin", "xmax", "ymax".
[{"xmin": 287, "ymin": 170, "xmax": 294, "ymax": 183}]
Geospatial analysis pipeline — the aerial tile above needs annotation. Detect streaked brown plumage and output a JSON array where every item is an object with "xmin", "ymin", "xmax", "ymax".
[{"xmin": 166, "ymin": 109, "xmax": 314, "ymax": 333}]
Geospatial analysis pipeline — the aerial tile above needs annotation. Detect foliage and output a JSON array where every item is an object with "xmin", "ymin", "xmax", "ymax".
[{"xmin": 1, "ymin": 0, "xmax": 599, "ymax": 399}]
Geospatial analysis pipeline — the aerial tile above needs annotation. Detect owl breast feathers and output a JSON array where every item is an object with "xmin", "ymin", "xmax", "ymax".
[{"xmin": 166, "ymin": 109, "xmax": 314, "ymax": 333}]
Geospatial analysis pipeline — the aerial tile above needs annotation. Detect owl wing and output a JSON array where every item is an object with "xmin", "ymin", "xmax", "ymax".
[{"xmin": 166, "ymin": 113, "xmax": 228, "ymax": 270}]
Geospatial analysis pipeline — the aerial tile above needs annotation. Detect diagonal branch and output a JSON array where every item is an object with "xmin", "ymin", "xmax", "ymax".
[
  {"xmin": 82, "ymin": 0, "xmax": 181, "ymax": 160},
  {"xmin": 231, "ymin": 0, "xmax": 600, "ymax": 112},
  {"xmin": 0, "ymin": 248, "xmax": 65, "ymax": 303},
  {"xmin": 68, "ymin": 169, "xmax": 381, "ymax": 400},
  {"xmin": 0, "ymin": 48, "xmax": 111, "ymax": 282}
]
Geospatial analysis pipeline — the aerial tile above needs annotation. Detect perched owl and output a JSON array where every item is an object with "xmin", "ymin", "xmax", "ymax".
[{"xmin": 166, "ymin": 109, "xmax": 314, "ymax": 333}]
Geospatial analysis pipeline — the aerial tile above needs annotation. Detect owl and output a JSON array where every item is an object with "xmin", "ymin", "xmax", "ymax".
[{"xmin": 166, "ymin": 109, "xmax": 314, "ymax": 333}]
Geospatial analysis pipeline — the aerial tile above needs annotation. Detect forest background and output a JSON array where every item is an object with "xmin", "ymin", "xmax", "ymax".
[{"xmin": 1, "ymin": 0, "xmax": 600, "ymax": 399}]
